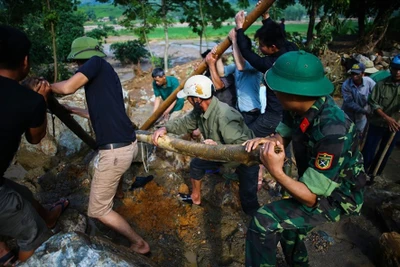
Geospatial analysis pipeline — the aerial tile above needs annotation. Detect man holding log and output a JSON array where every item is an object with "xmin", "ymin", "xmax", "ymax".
[
  {"xmin": 51, "ymin": 37, "xmax": 150, "ymax": 255},
  {"xmin": 244, "ymin": 51, "xmax": 367, "ymax": 266},
  {"xmin": 152, "ymin": 75, "xmax": 260, "ymax": 216}
]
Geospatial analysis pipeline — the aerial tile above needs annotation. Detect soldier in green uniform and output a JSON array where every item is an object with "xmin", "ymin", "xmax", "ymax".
[{"xmin": 244, "ymin": 51, "xmax": 367, "ymax": 266}]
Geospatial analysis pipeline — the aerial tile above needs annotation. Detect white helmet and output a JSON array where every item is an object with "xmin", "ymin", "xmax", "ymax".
[{"xmin": 177, "ymin": 75, "xmax": 214, "ymax": 99}]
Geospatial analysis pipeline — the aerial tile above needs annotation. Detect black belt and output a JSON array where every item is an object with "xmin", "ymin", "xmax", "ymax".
[{"xmin": 98, "ymin": 142, "xmax": 131, "ymax": 150}]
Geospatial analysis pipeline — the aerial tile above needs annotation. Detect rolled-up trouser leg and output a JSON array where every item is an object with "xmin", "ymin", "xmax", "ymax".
[{"xmin": 245, "ymin": 198, "xmax": 343, "ymax": 267}]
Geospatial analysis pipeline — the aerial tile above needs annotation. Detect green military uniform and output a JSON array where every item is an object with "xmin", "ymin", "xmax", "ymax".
[
  {"xmin": 246, "ymin": 96, "xmax": 366, "ymax": 266},
  {"xmin": 166, "ymin": 97, "xmax": 260, "ymax": 215},
  {"xmin": 166, "ymin": 97, "xmax": 254, "ymax": 143},
  {"xmin": 245, "ymin": 51, "xmax": 367, "ymax": 266}
]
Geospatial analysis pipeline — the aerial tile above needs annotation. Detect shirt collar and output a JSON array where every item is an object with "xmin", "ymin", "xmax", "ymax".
[
  {"xmin": 293, "ymin": 96, "xmax": 326, "ymax": 132},
  {"xmin": 202, "ymin": 97, "xmax": 218, "ymax": 120}
]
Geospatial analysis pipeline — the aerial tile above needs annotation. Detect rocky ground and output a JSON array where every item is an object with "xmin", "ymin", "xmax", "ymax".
[{"xmin": 4, "ymin": 38, "xmax": 400, "ymax": 266}]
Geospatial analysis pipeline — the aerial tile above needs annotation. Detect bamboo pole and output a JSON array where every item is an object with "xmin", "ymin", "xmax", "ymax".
[
  {"xmin": 372, "ymin": 119, "xmax": 400, "ymax": 176},
  {"xmin": 136, "ymin": 131, "xmax": 261, "ymax": 166},
  {"xmin": 139, "ymin": 0, "xmax": 275, "ymax": 130}
]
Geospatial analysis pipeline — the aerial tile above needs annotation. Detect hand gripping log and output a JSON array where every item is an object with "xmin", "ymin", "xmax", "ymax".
[
  {"xmin": 139, "ymin": 0, "xmax": 276, "ymax": 130},
  {"xmin": 136, "ymin": 131, "xmax": 261, "ymax": 166}
]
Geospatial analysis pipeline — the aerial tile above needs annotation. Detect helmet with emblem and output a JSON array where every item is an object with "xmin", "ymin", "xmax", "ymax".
[
  {"xmin": 264, "ymin": 50, "xmax": 333, "ymax": 97},
  {"xmin": 177, "ymin": 75, "xmax": 214, "ymax": 99},
  {"xmin": 67, "ymin": 37, "xmax": 106, "ymax": 60}
]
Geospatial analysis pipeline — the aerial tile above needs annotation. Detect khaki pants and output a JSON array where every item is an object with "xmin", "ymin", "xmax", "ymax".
[{"xmin": 88, "ymin": 141, "xmax": 138, "ymax": 218}]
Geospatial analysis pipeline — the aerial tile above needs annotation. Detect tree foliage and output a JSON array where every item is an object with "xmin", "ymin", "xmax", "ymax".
[{"xmin": 110, "ymin": 40, "xmax": 149, "ymax": 65}]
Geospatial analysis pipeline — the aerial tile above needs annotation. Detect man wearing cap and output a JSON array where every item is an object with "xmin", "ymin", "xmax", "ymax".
[
  {"xmin": 152, "ymin": 75, "xmax": 260, "ymax": 216},
  {"xmin": 51, "ymin": 37, "xmax": 150, "ymax": 254},
  {"xmin": 362, "ymin": 54, "xmax": 400, "ymax": 180},
  {"xmin": 151, "ymin": 67, "xmax": 184, "ymax": 122},
  {"xmin": 341, "ymin": 62, "xmax": 376, "ymax": 136},
  {"xmin": 244, "ymin": 51, "xmax": 366, "ymax": 266}
]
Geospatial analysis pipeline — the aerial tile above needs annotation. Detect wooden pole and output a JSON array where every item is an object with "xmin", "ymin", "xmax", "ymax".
[
  {"xmin": 372, "ymin": 119, "xmax": 400, "ymax": 176},
  {"xmin": 136, "ymin": 131, "xmax": 261, "ymax": 166},
  {"xmin": 47, "ymin": 94, "xmax": 97, "ymax": 150},
  {"xmin": 139, "ymin": 0, "xmax": 275, "ymax": 130}
]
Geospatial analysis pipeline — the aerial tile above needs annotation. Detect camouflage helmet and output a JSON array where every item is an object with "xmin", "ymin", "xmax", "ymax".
[
  {"xmin": 67, "ymin": 37, "xmax": 106, "ymax": 60},
  {"xmin": 264, "ymin": 50, "xmax": 333, "ymax": 97}
]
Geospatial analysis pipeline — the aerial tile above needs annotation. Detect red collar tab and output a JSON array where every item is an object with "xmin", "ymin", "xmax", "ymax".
[{"xmin": 300, "ymin": 118, "xmax": 310, "ymax": 133}]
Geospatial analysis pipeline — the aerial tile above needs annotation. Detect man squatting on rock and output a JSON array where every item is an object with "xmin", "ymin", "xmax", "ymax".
[{"xmin": 244, "ymin": 51, "xmax": 367, "ymax": 266}]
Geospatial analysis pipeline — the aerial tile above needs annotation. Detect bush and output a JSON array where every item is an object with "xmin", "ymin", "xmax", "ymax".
[{"xmin": 110, "ymin": 40, "xmax": 149, "ymax": 65}]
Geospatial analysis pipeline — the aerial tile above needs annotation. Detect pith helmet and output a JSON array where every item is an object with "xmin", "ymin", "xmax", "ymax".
[
  {"xmin": 177, "ymin": 75, "xmax": 214, "ymax": 99},
  {"xmin": 265, "ymin": 50, "xmax": 333, "ymax": 97},
  {"xmin": 67, "ymin": 37, "xmax": 106, "ymax": 60}
]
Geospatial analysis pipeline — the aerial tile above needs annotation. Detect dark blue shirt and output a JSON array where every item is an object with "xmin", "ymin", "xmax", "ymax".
[{"xmin": 78, "ymin": 56, "xmax": 135, "ymax": 146}]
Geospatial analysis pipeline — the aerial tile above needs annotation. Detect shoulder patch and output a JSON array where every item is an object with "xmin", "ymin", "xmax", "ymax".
[
  {"xmin": 300, "ymin": 118, "xmax": 310, "ymax": 133},
  {"xmin": 315, "ymin": 152, "xmax": 334, "ymax": 170}
]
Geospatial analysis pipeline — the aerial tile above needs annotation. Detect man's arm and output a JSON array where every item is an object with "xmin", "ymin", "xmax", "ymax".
[
  {"xmin": 369, "ymin": 83, "xmax": 400, "ymax": 132},
  {"xmin": 51, "ymin": 72, "xmax": 89, "ymax": 95},
  {"xmin": 260, "ymin": 141, "xmax": 317, "ymax": 207},
  {"xmin": 153, "ymin": 96, "xmax": 162, "ymax": 113},
  {"xmin": 25, "ymin": 81, "xmax": 51, "ymax": 144},
  {"xmin": 229, "ymin": 29, "xmax": 246, "ymax": 71},
  {"xmin": 205, "ymin": 51, "xmax": 225, "ymax": 90}
]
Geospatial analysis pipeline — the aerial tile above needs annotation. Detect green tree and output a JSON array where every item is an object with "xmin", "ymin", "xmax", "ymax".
[
  {"xmin": 346, "ymin": 0, "xmax": 400, "ymax": 52},
  {"xmin": 179, "ymin": 0, "xmax": 236, "ymax": 53},
  {"xmin": 110, "ymin": 40, "xmax": 149, "ymax": 75}
]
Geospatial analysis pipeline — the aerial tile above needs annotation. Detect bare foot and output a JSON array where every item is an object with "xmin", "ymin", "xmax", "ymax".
[
  {"xmin": 130, "ymin": 239, "xmax": 150, "ymax": 254},
  {"xmin": 47, "ymin": 199, "xmax": 69, "ymax": 229},
  {"xmin": 190, "ymin": 193, "xmax": 201, "ymax": 205}
]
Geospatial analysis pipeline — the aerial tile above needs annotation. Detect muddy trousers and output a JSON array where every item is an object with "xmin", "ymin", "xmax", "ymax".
[{"xmin": 245, "ymin": 198, "xmax": 343, "ymax": 267}]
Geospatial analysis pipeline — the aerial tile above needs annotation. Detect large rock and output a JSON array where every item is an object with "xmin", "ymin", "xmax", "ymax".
[
  {"xmin": 20, "ymin": 232, "xmax": 156, "ymax": 267},
  {"xmin": 379, "ymin": 232, "xmax": 400, "ymax": 267}
]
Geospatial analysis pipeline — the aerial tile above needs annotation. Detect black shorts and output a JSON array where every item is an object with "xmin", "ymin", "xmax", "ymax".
[{"xmin": 0, "ymin": 178, "xmax": 52, "ymax": 251}]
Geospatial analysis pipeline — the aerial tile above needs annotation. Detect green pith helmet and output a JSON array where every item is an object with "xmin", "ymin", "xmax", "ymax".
[
  {"xmin": 265, "ymin": 50, "xmax": 333, "ymax": 97},
  {"xmin": 67, "ymin": 37, "xmax": 106, "ymax": 60}
]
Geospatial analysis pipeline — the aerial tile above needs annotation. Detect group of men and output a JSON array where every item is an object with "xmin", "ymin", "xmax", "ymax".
[
  {"xmin": 341, "ymin": 57, "xmax": 400, "ymax": 183},
  {"xmin": 1, "ymin": 3, "xmax": 399, "ymax": 267}
]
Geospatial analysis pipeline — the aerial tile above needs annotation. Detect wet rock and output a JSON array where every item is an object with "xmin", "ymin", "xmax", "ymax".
[
  {"xmin": 20, "ymin": 232, "xmax": 156, "ymax": 267},
  {"xmin": 379, "ymin": 232, "xmax": 400, "ymax": 267},
  {"xmin": 58, "ymin": 209, "xmax": 88, "ymax": 233}
]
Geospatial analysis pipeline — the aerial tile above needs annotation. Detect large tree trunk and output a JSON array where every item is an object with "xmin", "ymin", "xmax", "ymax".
[
  {"xmin": 136, "ymin": 131, "xmax": 261, "ymax": 166},
  {"xmin": 306, "ymin": 0, "xmax": 318, "ymax": 45},
  {"xmin": 356, "ymin": 4, "xmax": 395, "ymax": 53},
  {"xmin": 162, "ymin": 0, "xmax": 169, "ymax": 72},
  {"xmin": 47, "ymin": 0, "xmax": 58, "ymax": 83},
  {"xmin": 357, "ymin": 0, "xmax": 366, "ymax": 37}
]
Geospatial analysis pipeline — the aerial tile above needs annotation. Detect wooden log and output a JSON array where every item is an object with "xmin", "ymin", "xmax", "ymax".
[
  {"xmin": 47, "ymin": 94, "xmax": 97, "ymax": 150},
  {"xmin": 139, "ymin": 0, "xmax": 276, "ymax": 130},
  {"xmin": 136, "ymin": 131, "xmax": 261, "ymax": 166}
]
